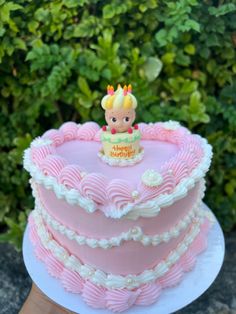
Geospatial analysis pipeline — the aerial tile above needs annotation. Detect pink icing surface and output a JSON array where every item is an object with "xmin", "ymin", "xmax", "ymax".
[
  {"xmin": 28, "ymin": 214, "xmax": 212, "ymax": 313},
  {"xmin": 55, "ymin": 140, "xmax": 179, "ymax": 182},
  {"xmin": 37, "ymin": 182, "xmax": 201, "ymax": 275},
  {"xmin": 47, "ymin": 224, "xmax": 191, "ymax": 275},
  {"xmin": 38, "ymin": 182, "xmax": 200, "ymax": 238}
]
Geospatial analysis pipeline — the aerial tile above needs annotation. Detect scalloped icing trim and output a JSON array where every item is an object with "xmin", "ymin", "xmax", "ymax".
[
  {"xmin": 23, "ymin": 122, "xmax": 213, "ymax": 219},
  {"xmin": 33, "ymin": 180, "xmax": 206, "ymax": 249},
  {"xmin": 97, "ymin": 147, "xmax": 144, "ymax": 167},
  {"xmin": 28, "ymin": 206, "xmax": 215, "ymax": 290},
  {"xmin": 28, "ymin": 211, "xmax": 214, "ymax": 312}
]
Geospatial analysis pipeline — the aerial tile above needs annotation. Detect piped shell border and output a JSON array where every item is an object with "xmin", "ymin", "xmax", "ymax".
[{"xmin": 23, "ymin": 122, "xmax": 213, "ymax": 219}]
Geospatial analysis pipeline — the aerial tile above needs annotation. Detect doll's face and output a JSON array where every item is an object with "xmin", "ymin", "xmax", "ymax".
[{"xmin": 105, "ymin": 108, "xmax": 136, "ymax": 133}]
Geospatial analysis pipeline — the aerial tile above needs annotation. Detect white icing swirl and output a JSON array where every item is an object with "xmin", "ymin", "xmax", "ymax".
[{"xmin": 141, "ymin": 169, "xmax": 163, "ymax": 187}]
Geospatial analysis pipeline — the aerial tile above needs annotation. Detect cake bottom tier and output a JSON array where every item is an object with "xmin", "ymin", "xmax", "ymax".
[{"xmin": 28, "ymin": 209, "xmax": 214, "ymax": 313}]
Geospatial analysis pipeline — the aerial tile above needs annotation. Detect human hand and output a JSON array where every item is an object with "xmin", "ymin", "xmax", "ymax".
[{"xmin": 20, "ymin": 283, "xmax": 76, "ymax": 314}]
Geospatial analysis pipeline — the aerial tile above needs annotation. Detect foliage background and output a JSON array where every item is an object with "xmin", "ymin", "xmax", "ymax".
[{"xmin": 0, "ymin": 0, "xmax": 236, "ymax": 249}]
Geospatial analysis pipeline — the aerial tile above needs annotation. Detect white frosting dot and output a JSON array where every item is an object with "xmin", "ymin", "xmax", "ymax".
[
  {"xmin": 126, "ymin": 276, "xmax": 134, "ymax": 285},
  {"xmin": 131, "ymin": 227, "xmax": 138, "ymax": 234},
  {"xmin": 80, "ymin": 171, "xmax": 87, "ymax": 178},
  {"xmin": 132, "ymin": 190, "xmax": 139, "ymax": 199},
  {"xmin": 88, "ymin": 270, "xmax": 94, "ymax": 276}
]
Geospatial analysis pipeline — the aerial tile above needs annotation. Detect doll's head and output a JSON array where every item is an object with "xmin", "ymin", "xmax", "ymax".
[{"xmin": 101, "ymin": 85, "xmax": 137, "ymax": 133}]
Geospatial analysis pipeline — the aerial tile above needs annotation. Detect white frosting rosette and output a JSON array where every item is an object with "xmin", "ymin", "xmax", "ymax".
[{"xmin": 142, "ymin": 170, "xmax": 163, "ymax": 187}]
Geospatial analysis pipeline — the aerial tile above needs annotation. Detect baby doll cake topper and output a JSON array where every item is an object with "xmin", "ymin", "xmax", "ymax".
[
  {"xmin": 101, "ymin": 84, "xmax": 138, "ymax": 134},
  {"xmin": 98, "ymin": 84, "xmax": 144, "ymax": 167}
]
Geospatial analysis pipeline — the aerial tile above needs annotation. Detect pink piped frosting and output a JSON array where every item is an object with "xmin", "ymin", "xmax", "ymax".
[
  {"xmin": 28, "ymin": 213, "xmax": 213, "ymax": 313},
  {"xmin": 107, "ymin": 179, "xmax": 135, "ymax": 210},
  {"xmin": 77, "ymin": 122, "xmax": 100, "ymax": 140},
  {"xmin": 34, "ymin": 243, "xmax": 49, "ymax": 261},
  {"xmin": 28, "ymin": 121, "xmax": 206, "ymax": 214},
  {"xmin": 179, "ymin": 251, "xmax": 196, "ymax": 271},
  {"xmin": 46, "ymin": 254, "xmax": 64, "ymax": 278},
  {"xmin": 135, "ymin": 283, "xmax": 162, "ymax": 306},
  {"xmin": 158, "ymin": 263, "xmax": 183, "ymax": 288},
  {"xmin": 139, "ymin": 123, "xmax": 157, "ymax": 140},
  {"xmin": 58, "ymin": 165, "xmax": 85, "ymax": 189},
  {"xmin": 61, "ymin": 268, "xmax": 85, "ymax": 293},
  {"xmin": 82, "ymin": 281, "xmax": 107, "ymax": 309},
  {"xmin": 191, "ymin": 233, "xmax": 207, "ymax": 255},
  {"xmin": 153, "ymin": 123, "xmax": 169, "ymax": 141},
  {"xmin": 176, "ymin": 149, "xmax": 199, "ymax": 172},
  {"xmin": 138, "ymin": 172, "xmax": 175, "ymax": 204},
  {"xmin": 28, "ymin": 216, "xmax": 39, "ymax": 245},
  {"xmin": 59, "ymin": 122, "xmax": 78, "ymax": 141},
  {"xmin": 168, "ymin": 127, "xmax": 189, "ymax": 145},
  {"xmin": 162, "ymin": 160, "xmax": 189, "ymax": 185},
  {"xmin": 40, "ymin": 155, "xmax": 67, "ymax": 177},
  {"xmin": 93, "ymin": 129, "xmax": 102, "ymax": 142},
  {"xmin": 80, "ymin": 173, "xmax": 109, "ymax": 205},
  {"xmin": 42, "ymin": 129, "xmax": 64, "ymax": 146},
  {"xmin": 31, "ymin": 145, "xmax": 56, "ymax": 166},
  {"xmin": 106, "ymin": 288, "xmax": 141, "ymax": 312}
]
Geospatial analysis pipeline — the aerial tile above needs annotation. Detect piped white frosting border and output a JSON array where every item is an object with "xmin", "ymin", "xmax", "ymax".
[
  {"xmin": 23, "ymin": 136, "xmax": 212, "ymax": 220},
  {"xmin": 33, "ymin": 180, "xmax": 206, "ymax": 249},
  {"xmin": 31, "ymin": 206, "xmax": 215, "ymax": 290}
]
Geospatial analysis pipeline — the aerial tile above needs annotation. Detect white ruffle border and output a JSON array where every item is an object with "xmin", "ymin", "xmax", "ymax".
[
  {"xmin": 29, "ymin": 206, "xmax": 215, "ymax": 290},
  {"xmin": 32, "ymin": 180, "xmax": 206, "ymax": 249},
  {"xmin": 23, "ymin": 136, "xmax": 212, "ymax": 220}
]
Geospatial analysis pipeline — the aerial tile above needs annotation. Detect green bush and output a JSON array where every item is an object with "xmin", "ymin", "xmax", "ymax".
[{"xmin": 0, "ymin": 0, "xmax": 236, "ymax": 249}]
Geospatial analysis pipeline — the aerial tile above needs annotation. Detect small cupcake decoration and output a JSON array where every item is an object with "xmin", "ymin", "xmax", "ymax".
[{"xmin": 98, "ymin": 84, "xmax": 143, "ymax": 166}]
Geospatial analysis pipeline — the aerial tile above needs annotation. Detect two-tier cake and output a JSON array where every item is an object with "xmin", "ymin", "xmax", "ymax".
[{"xmin": 23, "ymin": 85, "xmax": 214, "ymax": 313}]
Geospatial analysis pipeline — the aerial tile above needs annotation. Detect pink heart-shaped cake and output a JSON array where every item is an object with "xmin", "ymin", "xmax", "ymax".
[{"xmin": 23, "ymin": 85, "xmax": 214, "ymax": 313}]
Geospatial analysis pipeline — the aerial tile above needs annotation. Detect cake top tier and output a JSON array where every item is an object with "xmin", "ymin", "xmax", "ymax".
[{"xmin": 23, "ymin": 121, "xmax": 212, "ymax": 220}]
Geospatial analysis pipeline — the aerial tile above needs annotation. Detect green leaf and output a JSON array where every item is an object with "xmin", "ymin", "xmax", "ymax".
[
  {"xmin": 209, "ymin": 4, "xmax": 236, "ymax": 17},
  {"xmin": 77, "ymin": 77, "xmax": 92, "ymax": 98},
  {"xmin": 13, "ymin": 38, "xmax": 26, "ymax": 50},
  {"xmin": 77, "ymin": 94, "xmax": 92, "ymax": 109},
  {"xmin": 142, "ymin": 57, "xmax": 163, "ymax": 82},
  {"xmin": 181, "ymin": 81, "xmax": 198, "ymax": 94},
  {"xmin": 28, "ymin": 20, "xmax": 39, "ymax": 33},
  {"xmin": 161, "ymin": 52, "xmax": 175, "ymax": 64},
  {"xmin": 225, "ymin": 182, "xmax": 235, "ymax": 196},
  {"xmin": 103, "ymin": 5, "xmax": 115, "ymax": 19},
  {"xmin": 0, "ymin": 25, "xmax": 6, "ymax": 37},
  {"xmin": 183, "ymin": 19, "xmax": 200, "ymax": 32},
  {"xmin": 35, "ymin": 7, "xmax": 50, "ymax": 22},
  {"xmin": 190, "ymin": 91, "xmax": 201, "ymax": 109},
  {"xmin": 0, "ymin": 2, "xmax": 22, "ymax": 23},
  {"xmin": 184, "ymin": 44, "xmax": 196, "ymax": 55},
  {"xmin": 155, "ymin": 29, "xmax": 168, "ymax": 46}
]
